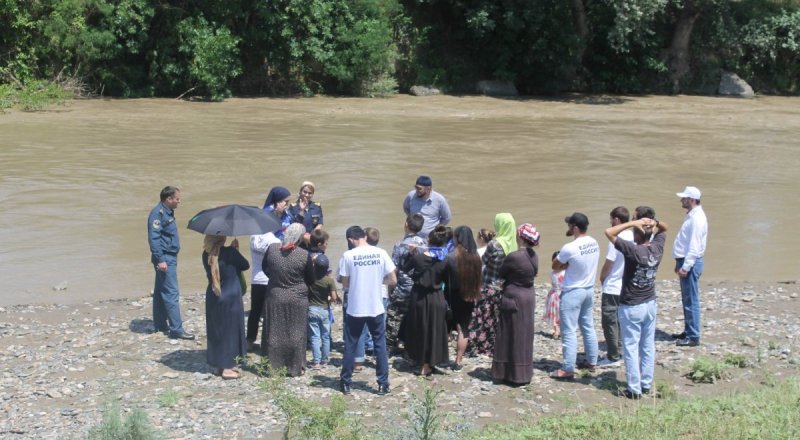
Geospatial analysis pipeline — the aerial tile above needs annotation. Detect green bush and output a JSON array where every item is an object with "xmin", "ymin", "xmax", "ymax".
[
  {"xmin": 86, "ymin": 402, "xmax": 161, "ymax": 440},
  {"xmin": 688, "ymin": 357, "xmax": 729, "ymax": 384},
  {"xmin": 177, "ymin": 17, "xmax": 241, "ymax": 101}
]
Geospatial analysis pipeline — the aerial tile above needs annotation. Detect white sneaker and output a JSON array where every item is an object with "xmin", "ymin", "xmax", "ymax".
[{"xmin": 597, "ymin": 357, "xmax": 622, "ymax": 367}]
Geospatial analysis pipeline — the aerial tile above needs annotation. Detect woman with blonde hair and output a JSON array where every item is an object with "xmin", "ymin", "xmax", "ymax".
[
  {"xmin": 287, "ymin": 181, "xmax": 324, "ymax": 233},
  {"xmin": 202, "ymin": 235, "xmax": 250, "ymax": 380}
]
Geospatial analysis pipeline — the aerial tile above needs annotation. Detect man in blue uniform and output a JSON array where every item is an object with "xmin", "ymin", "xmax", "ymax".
[{"xmin": 148, "ymin": 186, "xmax": 194, "ymax": 340}]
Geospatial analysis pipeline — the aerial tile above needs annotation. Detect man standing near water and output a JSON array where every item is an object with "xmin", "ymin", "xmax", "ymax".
[
  {"xmin": 147, "ymin": 186, "xmax": 194, "ymax": 340},
  {"xmin": 672, "ymin": 186, "xmax": 707, "ymax": 347},
  {"xmin": 338, "ymin": 226, "xmax": 396, "ymax": 396},
  {"xmin": 402, "ymin": 175, "xmax": 451, "ymax": 238},
  {"xmin": 598, "ymin": 206, "xmax": 632, "ymax": 366},
  {"xmin": 550, "ymin": 212, "xmax": 600, "ymax": 379}
]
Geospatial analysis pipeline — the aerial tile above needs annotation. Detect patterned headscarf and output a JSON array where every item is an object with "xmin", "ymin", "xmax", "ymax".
[
  {"xmin": 517, "ymin": 223, "xmax": 540, "ymax": 246},
  {"xmin": 281, "ymin": 223, "xmax": 306, "ymax": 250},
  {"xmin": 494, "ymin": 213, "xmax": 518, "ymax": 255},
  {"xmin": 203, "ymin": 235, "xmax": 226, "ymax": 296}
]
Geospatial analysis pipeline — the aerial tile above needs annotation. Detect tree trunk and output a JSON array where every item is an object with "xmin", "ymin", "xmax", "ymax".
[
  {"xmin": 571, "ymin": 0, "xmax": 590, "ymax": 85},
  {"xmin": 666, "ymin": 0, "xmax": 701, "ymax": 93}
]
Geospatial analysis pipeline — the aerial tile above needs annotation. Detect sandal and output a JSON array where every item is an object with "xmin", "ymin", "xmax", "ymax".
[
  {"xmin": 221, "ymin": 369, "xmax": 240, "ymax": 380},
  {"xmin": 549, "ymin": 369, "xmax": 575, "ymax": 380}
]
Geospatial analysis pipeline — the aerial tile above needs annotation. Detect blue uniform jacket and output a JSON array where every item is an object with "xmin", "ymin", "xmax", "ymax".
[
  {"xmin": 287, "ymin": 201, "xmax": 323, "ymax": 232},
  {"xmin": 148, "ymin": 202, "xmax": 180, "ymax": 264}
]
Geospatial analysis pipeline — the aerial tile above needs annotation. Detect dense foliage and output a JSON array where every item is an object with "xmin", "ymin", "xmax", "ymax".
[{"xmin": 1, "ymin": 0, "xmax": 798, "ymax": 99}]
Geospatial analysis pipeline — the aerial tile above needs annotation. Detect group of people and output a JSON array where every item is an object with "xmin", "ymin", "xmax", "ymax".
[{"xmin": 147, "ymin": 177, "xmax": 708, "ymax": 398}]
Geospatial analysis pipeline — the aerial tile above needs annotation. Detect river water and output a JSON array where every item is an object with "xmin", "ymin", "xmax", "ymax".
[{"xmin": 1, "ymin": 95, "xmax": 798, "ymax": 306}]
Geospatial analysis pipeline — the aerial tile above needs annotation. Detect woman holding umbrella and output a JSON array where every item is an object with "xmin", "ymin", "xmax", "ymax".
[
  {"xmin": 202, "ymin": 235, "xmax": 250, "ymax": 380},
  {"xmin": 262, "ymin": 223, "xmax": 315, "ymax": 376}
]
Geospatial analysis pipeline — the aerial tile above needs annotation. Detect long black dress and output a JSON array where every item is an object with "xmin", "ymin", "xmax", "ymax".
[
  {"xmin": 203, "ymin": 247, "xmax": 250, "ymax": 370},
  {"xmin": 403, "ymin": 252, "xmax": 449, "ymax": 368},
  {"xmin": 444, "ymin": 254, "xmax": 476, "ymax": 333},
  {"xmin": 261, "ymin": 245, "xmax": 313, "ymax": 376},
  {"xmin": 492, "ymin": 247, "xmax": 538, "ymax": 384}
]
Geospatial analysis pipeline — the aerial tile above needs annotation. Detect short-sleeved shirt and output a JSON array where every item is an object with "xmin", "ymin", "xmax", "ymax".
[
  {"xmin": 615, "ymin": 232, "xmax": 666, "ymax": 305},
  {"xmin": 557, "ymin": 235, "xmax": 600, "ymax": 290},
  {"xmin": 402, "ymin": 190, "xmax": 452, "ymax": 238},
  {"xmin": 338, "ymin": 245, "xmax": 396, "ymax": 317},
  {"xmin": 309, "ymin": 275, "xmax": 337, "ymax": 308},
  {"xmin": 602, "ymin": 228, "xmax": 634, "ymax": 295}
]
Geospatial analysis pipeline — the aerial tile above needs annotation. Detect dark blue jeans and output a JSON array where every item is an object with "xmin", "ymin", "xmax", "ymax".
[
  {"xmin": 340, "ymin": 313, "xmax": 389, "ymax": 387},
  {"xmin": 676, "ymin": 257, "xmax": 703, "ymax": 341},
  {"xmin": 153, "ymin": 256, "xmax": 184, "ymax": 334}
]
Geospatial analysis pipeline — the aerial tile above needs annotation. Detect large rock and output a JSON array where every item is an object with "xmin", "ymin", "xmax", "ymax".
[
  {"xmin": 718, "ymin": 71, "xmax": 755, "ymax": 98},
  {"xmin": 409, "ymin": 85, "xmax": 442, "ymax": 96},
  {"xmin": 476, "ymin": 80, "xmax": 518, "ymax": 97}
]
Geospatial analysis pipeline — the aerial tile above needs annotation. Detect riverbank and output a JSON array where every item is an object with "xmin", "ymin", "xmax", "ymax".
[{"xmin": 1, "ymin": 279, "xmax": 797, "ymax": 438}]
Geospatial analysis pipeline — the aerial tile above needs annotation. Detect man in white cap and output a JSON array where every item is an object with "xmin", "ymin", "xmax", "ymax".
[{"xmin": 672, "ymin": 186, "xmax": 708, "ymax": 347}]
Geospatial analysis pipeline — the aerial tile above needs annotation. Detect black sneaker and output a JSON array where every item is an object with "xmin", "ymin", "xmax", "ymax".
[
  {"xmin": 619, "ymin": 389, "xmax": 642, "ymax": 400},
  {"xmin": 377, "ymin": 384, "xmax": 390, "ymax": 395},
  {"xmin": 340, "ymin": 382, "xmax": 352, "ymax": 395},
  {"xmin": 671, "ymin": 332, "xmax": 687, "ymax": 340},
  {"xmin": 642, "ymin": 387, "xmax": 651, "ymax": 395},
  {"xmin": 168, "ymin": 331, "xmax": 196, "ymax": 340},
  {"xmin": 676, "ymin": 338, "xmax": 699, "ymax": 347}
]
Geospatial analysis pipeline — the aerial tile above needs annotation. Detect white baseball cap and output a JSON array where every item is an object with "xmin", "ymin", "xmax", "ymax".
[{"xmin": 676, "ymin": 186, "xmax": 701, "ymax": 200}]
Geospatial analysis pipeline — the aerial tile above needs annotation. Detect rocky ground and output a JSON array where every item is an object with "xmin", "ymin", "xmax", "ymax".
[{"xmin": 1, "ymin": 280, "xmax": 798, "ymax": 439}]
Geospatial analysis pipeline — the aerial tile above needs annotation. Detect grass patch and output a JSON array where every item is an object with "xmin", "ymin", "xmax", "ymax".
[
  {"xmin": 687, "ymin": 357, "xmax": 729, "ymax": 384},
  {"xmin": 0, "ymin": 80, "xmax": 72, "ymax": 111},
  {"xmin": 724, "ymin": 353, "xmax": 750, "ymax": 368},
  {"xmin": 768, "ymin": 340, "xmax": 780, "ymax": 350},
  {"xmin": 246, "ymin": 356, "xmax": 365, "ymax": 440},
  {"xmin": 474, "ymin": 378, "xmax": 800, "ymax": 439},
  {"xmin": 158, "ymin": 389, "xmax": 179, "ymax": 408},
  {"xmin": 87, "ymin": 402, "xmax": 162, "ymax": 440}
]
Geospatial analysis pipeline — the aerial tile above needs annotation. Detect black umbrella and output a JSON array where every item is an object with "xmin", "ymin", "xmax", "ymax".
[{"xmin": 187, "ymin": 204, "xmax": 282, "ymax": 236}]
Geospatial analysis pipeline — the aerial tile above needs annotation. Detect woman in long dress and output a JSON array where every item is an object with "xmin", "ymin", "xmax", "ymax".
[
  {"xmin": 492, "ymin": 223, "xmax": 540, "ymax": 385},
  {"xmin": 403, "ymin": 225, "xmax": 450, "ymax": 376},
  {"xmin": 444, "ymin": 226, "xmax": 483, "ymax": 369},
  {"xmin": 262, "ymin": 223, "xmax": 314, "ymax": 376},
  {"xmin": 247, "ymin": 186, "xmax": 292, "ymax": 351},
  {"xmin": 203, "ymin": 235, "xmax": 250, "ymax": 380},
  {"xmin": 466, "ymin": 213, "xmax": 517, "ymax": 357}
]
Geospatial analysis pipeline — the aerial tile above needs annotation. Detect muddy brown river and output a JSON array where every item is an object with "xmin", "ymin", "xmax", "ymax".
[{"xmin": 1, "ymin": 95, "xmax": 798, "ymax": 306}]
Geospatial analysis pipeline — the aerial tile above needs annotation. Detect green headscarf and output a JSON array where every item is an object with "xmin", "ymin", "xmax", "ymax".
[{"xmin": 494, "ymin": 213, "xmax": 518, "ymax": 255}]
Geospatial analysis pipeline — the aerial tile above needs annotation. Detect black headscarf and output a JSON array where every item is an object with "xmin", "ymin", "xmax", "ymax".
[{"xmin": 453, "ymin": 225, "xmax": 478, "ymax": 254}]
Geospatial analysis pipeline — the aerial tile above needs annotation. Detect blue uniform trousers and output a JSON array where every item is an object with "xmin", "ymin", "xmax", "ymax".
[{"xmin": 153, "ymin": 255, "xmax": 184, "ymax": 334}]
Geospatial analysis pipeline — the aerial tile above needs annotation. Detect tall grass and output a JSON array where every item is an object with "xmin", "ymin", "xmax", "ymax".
[{"xmin": 475, "ymin": 378, "xmax": 800, "ymax": 439}]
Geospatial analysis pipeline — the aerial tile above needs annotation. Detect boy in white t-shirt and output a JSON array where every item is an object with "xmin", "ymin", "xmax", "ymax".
[
  {"xmin": 338, "ymin": 226, "xmax": 396, "ymax": 396},
  {"xmin": 598, "ymin": 206, "xmax": 633, "ymax": 365},
  {"xmin": 550, "ymin": 212, "xmax": 601, "ymax": 380}
]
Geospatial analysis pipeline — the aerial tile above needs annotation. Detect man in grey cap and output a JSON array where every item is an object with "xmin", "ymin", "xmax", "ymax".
[
  {"xmin": 402, "ymin": 175, "xmax": 451, "ymax": 238},
  {"xmin": 672, "ymin": 186, "xmax": 708, "ymax": 347}
]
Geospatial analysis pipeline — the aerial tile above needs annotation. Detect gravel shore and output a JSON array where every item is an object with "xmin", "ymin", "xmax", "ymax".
[{"xmin": 1, "ymin": 279, "xmax": 798, "ymax": 439}]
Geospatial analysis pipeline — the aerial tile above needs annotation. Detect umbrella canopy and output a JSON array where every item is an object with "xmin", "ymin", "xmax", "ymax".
[{"xmin": 187, "ymin": 204, "xmax": 282, "ymax": 236}]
